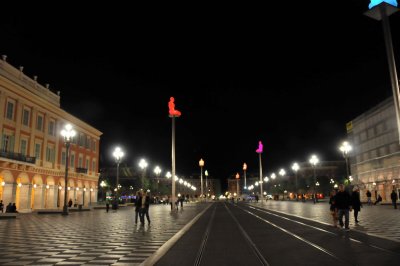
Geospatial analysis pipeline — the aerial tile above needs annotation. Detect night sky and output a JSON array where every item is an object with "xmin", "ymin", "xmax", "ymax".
[{"xmin": 1, "ymin": 1, "xmax": 399, "ymax": 189}]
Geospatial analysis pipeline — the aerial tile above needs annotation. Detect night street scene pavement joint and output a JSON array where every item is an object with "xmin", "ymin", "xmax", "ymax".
[{"xmin": 1, "ymin": 201, "xmax": 400, "ymax": 265}]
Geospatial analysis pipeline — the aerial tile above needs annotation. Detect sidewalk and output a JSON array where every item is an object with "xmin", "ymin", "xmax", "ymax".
[
  {"xmin": 0, "ymin": 202, "xmax": 208, "ymax": 265},
  {"xmin": 249, "ymin": 200, "xmax": 400, "ymax": 242}
]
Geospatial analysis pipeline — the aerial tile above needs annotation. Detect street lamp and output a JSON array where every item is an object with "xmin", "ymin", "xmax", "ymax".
[
  {"xmin": 205, "ymin": 170, "xmax": 209, "ymax": 201},
  {"xmin": 154, "ymin": 166, "xmax": 162, "ymax": 194},
  {"xmin": 291, "ymin": 162, "xmax": 300, "ymax": 201},
  {"xmin": 199, "ymin": 158, "xmax": 204, "ymax": 199},
  {"xmin": 365, "ymin": 1, "xmax": 400, "ymax": 143},
  {"xmin": 235, "ymin": 173, "xmax": 240, "ymax": 199},
  {"xmin": 309, "ymin": 154, "xmax": 319, "ymax": 204},
  {"xmin": 279, "ymin": 169, "xmax": 286, "ymax": 200},
  {"xmin": 60, "ymin": 124, "xmax": 76, "ymax": 215},
  {"xmin": 339, "ymin": 141, "xmax": 352, "ymax": 181},
  {"xmin": 243, "ymin": 163, "xmax": 247, "ymax": 189},
  {"xmin": 169, "ymin": 96, "xmax": 181, "ymax": 212},
  {"xmin": 256, "ymin": 141, "xmax": 264, "ymax": 204},
  {"xmin": 139, "ymin": 159, "xmax": 148, "ymax": 189},
  {"xmin": 113, "ymin": 147, "xmax": 124, "ymax": 205}
]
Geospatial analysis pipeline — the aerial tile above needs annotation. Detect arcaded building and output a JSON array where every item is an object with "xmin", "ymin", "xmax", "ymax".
[
  {"xmin": 0, "ymin": 56, "xmax": 102, "ymax": 212},
  {"xmin": 347, "ymin": 97, "xmax": 400, "ymax": 202}
]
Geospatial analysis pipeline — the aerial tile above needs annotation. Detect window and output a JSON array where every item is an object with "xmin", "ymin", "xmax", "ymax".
[
  {"xmin": 36, "ymin": 115, "xmax": 43, "ymax": 131},
  {"xmin": 34, "ymin": 143, "xmax": 41, "ymax": 159},
  {"xmin": 86, "ymin": 137, "xmax": 90, "ymax": 149},
  {"xmin": 92, "ymin": 140, "xmax": 96, "ymax": 152},
  {"xmin": 46, "ymin": 146, "xmax": 55, "ymax": 163},
  {"xmin": 22, "ymin": 109, "xmax": 30, "ymax": 126},
  {"xmin": 61, "ymin": 151, "xmax": 66, "ymax": 165},
  {"xmin": 86, "ymin": 158, "xmax": 89, "ymax": 170},
  {"xmin": 79, "ymin": 134, "xmax": 84, "ymax": 147},
  {"xmin": 20, "ymin": 139, "xmax": 27, "ymax": 155},
  {"xmin": 92, "ymin": 161, "xmax": 96, "ymax": 172},
  {"xmin": 70, "ymin": 154, "xmax": 75, "ymax": 167},
  {"xmin": 48, "ymin": 121, "xmax": 55, "ymax": 136},
  {"xmin": 1, "ymin": 134, "xmax": 14, "ymax": 152},
  {"xmin": 6, "ymin": 101, "xmax": 14, "ymax": 120},
  {"xmin": 78, "ymin": 156, "xmax": 83, "ymax": 168}
]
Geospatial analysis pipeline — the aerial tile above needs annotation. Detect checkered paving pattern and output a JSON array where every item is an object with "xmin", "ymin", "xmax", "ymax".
[
  {"xmin": 249, "ymin": 200, "xmax": 400, "ymax": 242},
  {"xmin": 0, "ymin": 203, "xmax": 207, "ymax": 265}
]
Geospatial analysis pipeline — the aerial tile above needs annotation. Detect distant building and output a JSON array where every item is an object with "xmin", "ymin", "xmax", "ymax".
[
  {"xmin": 0, "ymin": 56, "xmax": 102, "ymax": 212},
  {"xmin": 347, "ymin": 97, "xmax": 400, "ymax": 202}
]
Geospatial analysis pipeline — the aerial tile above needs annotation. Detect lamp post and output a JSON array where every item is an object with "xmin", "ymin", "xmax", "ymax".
[
  {"xmin": 154, "ymin": 166, "xmax": 162, "ymax": 195},
  {"xmin": 113, "ymin": 147, "xmax": 124, "ymax": 206},
  {"xmin": 235, "ymin": 173, "xmax": 240, "ymax": 200},
  {"xmin": 291, "ymin": 162, "xmax": 300, "ymax": 201},
  {"xmin": 309, "ymin": 154, "xmax": 319, "ymax": 204},
  {"xmin": 60, "ymin": 124, "xmax": 76, "ymax": 215},
  {"xmin": 199, "ymin": 158, "xmax": 204, "ymax": 200},
  {"xmin": 365, "ymin": 1, "xmax": 400, "ymax": 143},
  {"xmin": 339, "ymin": 141, "xmax": 352, "ymax": 182},
  {"xmin": 139, "ymin": 159, "xmax": 148, "ymax": 189},
  {"xmin": 243, "ymin": 163, "xmax": 247, "ymax": 190},
  {"xmin": 169, "ymin": 96, "xmax": 181, "ymax": 212},
  {"xmin": 256, "ymin": 141, "xmax": 264, "ymax": 204},
  {"xmin": 279, "ymin": 169, "xmax": 286, "ymax": 200},
  {"xmin": 205, "ymin": 170, "xmax": 209, "ymax": 201}
]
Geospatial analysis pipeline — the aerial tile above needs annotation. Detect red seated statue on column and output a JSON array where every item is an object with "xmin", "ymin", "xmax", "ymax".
[
  {"xmin": 256, "ymin": 141, "xmax": 263, "ymax": 153},
  {"xmin": 168, "ymin": 97, "xmax": 181, "ymax": 117}
]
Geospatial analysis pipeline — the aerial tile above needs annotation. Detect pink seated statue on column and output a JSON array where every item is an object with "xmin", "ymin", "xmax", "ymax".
[
  {"xmin": 168, "ymin": 97, "xmax": 181, "ymax": 117},
  {"xmin": 256, "ymin": 141, "xmax": 263, "ymax": 153}
]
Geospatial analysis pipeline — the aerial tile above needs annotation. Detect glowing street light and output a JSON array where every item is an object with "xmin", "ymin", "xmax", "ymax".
[
  {"xmin": 60, "ymin": 124, "xmax": 76, "ymax": 216},
  {"xmin": 154, "ymin": 166, "xmax": 162, "ymax": 194},
  {"xmin": 139, "ymin": 159, "xmax": 148, "ymax": 189},
  {"xmin": 256, "ymin": 141, "xmax": 264, "ymax": 204},
  {"xmin": 205, "ymin": 170, "xmax": 209, "ymax": 201},
  {"xmin": 199, "ymin": 158, "xmax": 205, "ymax": 199},
  {"xmin": 339, "ymin": 141, "xmax": 352, "ymax": 181},
  {"xmin": 309, "ymin": 154, "xmax": 319, "ymax": 204},
  {"xmin": 235, "ymin": 173, "xmax": 240, "ymax": 198},
  {"xmin": 292, "ymin": 162, "xmax": 300, "ymax": 201},
  {"xmin": 243, "ymin": 163, "xmax": 247, "ymax": 189},
  {"xmin": 169, "ymin": 96, "xmax": 181, "ymax": 212},
  {"xmin": 113, "ymin": 147, "xmax": 124, "ymax": 206}
]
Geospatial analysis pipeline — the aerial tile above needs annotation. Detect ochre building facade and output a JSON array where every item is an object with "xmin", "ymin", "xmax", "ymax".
[{"xmin": 0, "ymin": 56, "xmax": 102, "ymax": 212}]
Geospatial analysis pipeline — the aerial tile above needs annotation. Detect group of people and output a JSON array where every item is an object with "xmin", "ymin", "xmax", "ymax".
[
  {"xmin": 0, "ymin": 201, "xmax": 18, "ymax": 213},
  {"xmin": 135, "ymin": 190, "xmax": 151, "ymax": 225},
  {"xmin": 329, "ymin": 184, "xmax": 361, "ymax": 231}
]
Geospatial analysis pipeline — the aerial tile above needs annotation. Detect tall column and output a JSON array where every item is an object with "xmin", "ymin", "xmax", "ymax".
[{"xmin": 0, "ymin": 91, "xmax": 6, "ymax": 133}]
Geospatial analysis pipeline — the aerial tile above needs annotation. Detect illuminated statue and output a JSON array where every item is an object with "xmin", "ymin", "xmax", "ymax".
[
  {"xmin": 168, "ymin": 97, "xmax": 181, "ymax": 117},
  {"xmin": 369, "ymin": 0, "xmax": 397, "ymax": 9},
  {"xmin": 256, "ymin": 141, "xmax": 263, "ymax": 153}
]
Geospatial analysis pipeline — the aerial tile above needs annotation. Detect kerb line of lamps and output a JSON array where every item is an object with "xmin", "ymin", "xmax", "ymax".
[{"xmin": 61, "ymin": 124, "xmax": 76, "ymax": 216}]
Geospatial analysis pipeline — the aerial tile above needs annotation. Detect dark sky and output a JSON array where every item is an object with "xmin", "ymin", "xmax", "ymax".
[{"xmin": 1, "ymin": 1, "xmax": 399, "ymax": 188}]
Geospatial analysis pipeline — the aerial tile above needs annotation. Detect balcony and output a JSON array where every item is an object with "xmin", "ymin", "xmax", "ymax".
[
  {"xmin": 0, "ymin": 151, "xmax": 36, "ymax": 164},
  {"xmin": 76, "ymin": 167, "xmax": 88, "ymax": 174}
]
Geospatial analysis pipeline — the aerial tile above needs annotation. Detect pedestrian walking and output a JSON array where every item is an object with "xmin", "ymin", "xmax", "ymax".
[
  {"xmin": 106, "ymin": 200, "xmax": 110, "ymax": 213},
  {"xmin": 0, "ymin": 200, "xmax": 3, "ymax": 213},
  {"xmin": 351, "ymin": 186, "xmax": 362, "ymax": 223},
  {"xmin": 140, "ymin": 191, "xmax": 151, "ymax": 225},
  {"xmin": 335, "ymin": 184, "xmax": 352, "ymax": 231},
  {"xmin": 374, "ymin": 194, "xmax": 382, "ymax": 205},
  {"xmin": 366, "ymin": 190, "xmax": 372, "ymax": 206},
  {"xmin": 134, "ymin": 191, "xmax": 142, "ymax": 223},
  {"xmin": 390, "ymin": 189, "xmax": 398, "ymax": 209},
  {"xmin": 329, "ymin": 190, "xmax": 338, "ymax": 228},
  {"xmin": 68, "ymin": 198, "xmax": 73, "ymax": 208}
]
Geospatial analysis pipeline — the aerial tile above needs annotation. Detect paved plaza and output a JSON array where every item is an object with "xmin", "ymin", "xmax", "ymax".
[
  {"xmin": 0, "ymin": 203, "xmax": 208, "ymax": 265},
  {"xmin": 0, "ymin": 200, "xmax": 399, "ymax": 265},
  {"xmin": 248, "ymin": 199, "xmax": 400, "ymax": 243}
]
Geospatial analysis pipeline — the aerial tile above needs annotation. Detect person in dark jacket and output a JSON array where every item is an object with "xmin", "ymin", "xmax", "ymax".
[
  {"xmin": 335, "ymin": 184, "xmax": 352, "ymax": 231},
  {"xmin": 351, "ymin": 187, "xmax": 362, "ymax": 223},
  {"xmin": 329, "ymin": 190, "xmax": 338, "ymax": 227},
  {"xmin": 134, "ymin": 191, "xmax": 142, "ymax": 223},
  {"xmin": 139, "ymin": 191, "xmax": 151, "ymax": 225},
  {"xmin": 390, "ymin": 189, "xmax": 398, "ymax": 209}
]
